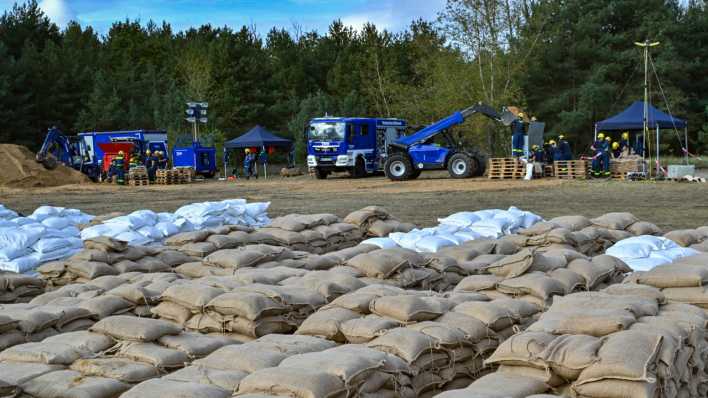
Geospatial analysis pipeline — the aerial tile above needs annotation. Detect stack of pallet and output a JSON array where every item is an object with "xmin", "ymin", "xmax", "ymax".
[
  {"xmin": 175, "ymin": 167, "xmax": 194, "ymax": 183},
  {"xmin": 128, "ymin": 166, "xmax": 149, "ymax": 186},
  {"xmin": 554, "ymin": 160, "xmax": 589, "ymax": 179},
  {"xmin": 610, "ymin": 158, "xmax": 646, "ymax": 180},
  {"xmin": 155, "ymin": 169, "xmax": 189, "ymax": 185},
  {"xmin": 487, "ymin": 158, "xmax": 525, "ymax": 180}
]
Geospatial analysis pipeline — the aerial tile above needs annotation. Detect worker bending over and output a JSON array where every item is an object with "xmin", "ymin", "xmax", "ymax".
[{"xmin": 591, "ymin": 133, "xmax": 611, "ymax": 177}]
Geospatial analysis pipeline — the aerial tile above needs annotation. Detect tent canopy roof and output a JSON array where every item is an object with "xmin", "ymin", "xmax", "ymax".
[
  {"xmin": 595, "ymin": 101, "xmax": 686, "ymax": 131},
  {"xmin": 224, "ymin": 125, "xmax": 293, "ymax": 149}
]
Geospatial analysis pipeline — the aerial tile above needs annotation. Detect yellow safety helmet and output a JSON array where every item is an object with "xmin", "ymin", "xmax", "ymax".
[
  {"xmin": 118, "ymin": 150, "xmax": 124, "ymax": 155},
  {"xmin": 145, "ymin": 149, "xmax": 151, "ymax": 155},
  {"xmin": 622, "ymin": 131, "xmax": 629, "ymax": 139},
  {"xmin": 549, "ymin": 140, "xmax": 557, "ymax": 145},
  {"xmin": 245, "ymin": 149, "xmax": 251, "ymax": 154},
  {"xmin": 597, "ymin": 133, "xmax": 605, "ymax": 140},
  {"xmin": 517, "ymin": 112, "xmax": 525, "ymax": 119},
  {"xmin": 532, "ymin": 144, "xmax": 539, "ymax": 150},
  {"xmin": 605, "ymin": 136, "xmax": 612, "ymax": 141},
  {"xmin": 558, "ymin": 134, "xmax": 565, "ymax": 140},
  {"xmin": 612, "ymin": 142, "xmax": 620, "ymax": 150}
]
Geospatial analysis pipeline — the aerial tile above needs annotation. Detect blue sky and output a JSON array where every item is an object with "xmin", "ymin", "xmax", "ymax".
[{"xmin": 0, "ymin": 0, "xmax": 446, "ymax": 35}]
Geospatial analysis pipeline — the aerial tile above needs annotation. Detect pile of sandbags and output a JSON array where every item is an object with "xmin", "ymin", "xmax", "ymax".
[
  {"xmin": 79, "ymin": 199, "xmax": 270, "ymax": 246},
  {"xmin": 453, "ymin": 247, "xmax": 631, "ymax": 309},
  {"xmin": 362, "ymin": 207, "xmax": 543, "ymax": 253},
  {"xmin": 439, "ymin": 289, "xmax": 708, "ymax": 398},
  {"xmin": 0, "ymin": 315, "xmax": 235, "ymax": 398},
  {"xmin": 344, "ymin": 206, "xmax": 416, "ymax": 237},
  {"xmin": 296, "ymin": 285, "xmax": 542, "ymax": 395},
  {"xmin": 0, "ymin": 205, "xmax": 92, "ymax": 273},
  {"xmin": 664, "ymin": 227, "xmax": 708, "ymax": 252},
  {"xmin": 121, "ymin": 334, "xmax": 336, "ymax": 398},
  {"xmin": 0, "ymin": 272, "xmax": 44, "ymax": 303},
  {"xmin": 605, "ymin": 235, "xmax": 699, "ymax": 271},
  {"xmin": 37, "ymin": 237, "xmax": 196, "ymax": 287},
  {"xmin": 257, "ymin": 213, "xmax": 364, "ymax": 254},
  {"xmin": 346, "ymin": 247, "xmax": 445, "ymax": 289},
  {"xmin": 627, "ymin": 252, "xmax": 708, "ymax": 309}
]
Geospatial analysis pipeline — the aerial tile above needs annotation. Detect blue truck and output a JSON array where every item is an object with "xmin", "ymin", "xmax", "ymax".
[
  {"xmin": 37, "ymin": 128, "xmax": 169, "ymax": 180},
  {"xmin": 172, "ymin": 142, "xmax": 217, "ymax": 177},
  {"xmin": 306, "ymin": 117, "xmax": 407, "ymax": 179}
]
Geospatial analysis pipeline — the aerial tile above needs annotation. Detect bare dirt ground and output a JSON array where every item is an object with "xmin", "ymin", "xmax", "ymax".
[{"xmin": 1, "ymin": 171, "xmax": 706, "ymax": 231}]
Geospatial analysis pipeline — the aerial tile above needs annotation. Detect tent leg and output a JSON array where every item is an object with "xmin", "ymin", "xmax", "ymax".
[
  {"xmin": 684, "ymin": 127, "xmax": 689, "ymax": 165},
  {"xmin": 656, "ymin": 125, "xmax": 660, "ymax": 176}
]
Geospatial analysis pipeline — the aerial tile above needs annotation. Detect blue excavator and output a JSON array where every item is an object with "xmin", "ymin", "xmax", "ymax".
[
  {"xmin": 35, "ymin": 127, "xmax": 103, "ymax": 179},
  {"xmin": 384, "ymin": 103, "xmax": 515, "ymax": 180}
]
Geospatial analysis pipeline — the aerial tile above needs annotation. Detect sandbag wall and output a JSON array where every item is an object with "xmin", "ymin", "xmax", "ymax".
[
  {"xmin": 627, "ymin": 252, "xmax": 708, "ymax": 309},
  {"xmin": 0, "ymin": 315, "xmax": 236, "ymax": 398},
  {"xmin": 435, "ymin": 288, "xmax": 708, "ymax": 398},
  {"xmin": 295, "ymin": 285, "xmax": 542, "ymax": 396},
  {"xmin": 0, "ymin": 272, "xmax": 44, "ymax": 303},
  {"xmin": 344, "ymin": 206, "xmax": 416, "ymax": 237},
  {"xmin": 664, "ymin": 227, "xmax": 708, "ymax": 252}
]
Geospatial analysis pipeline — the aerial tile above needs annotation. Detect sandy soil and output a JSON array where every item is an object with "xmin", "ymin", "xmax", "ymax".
[{"xmin": 1, "ymin": 171, "xmax": 706, "ymax": 230}]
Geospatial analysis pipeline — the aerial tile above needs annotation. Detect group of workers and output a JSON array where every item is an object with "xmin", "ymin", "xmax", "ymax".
[
  {"xmin": 590, "ymin": 131, "xmax": 635, "ymax": 177},
  {"xmin": 107, "ymin": 149, "xmax": 168, "ymax": 184}
]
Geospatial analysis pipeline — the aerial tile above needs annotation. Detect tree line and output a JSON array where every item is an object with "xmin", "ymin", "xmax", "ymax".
[{"xmin": 0, "ymin": 0, "xmax": 706, "ymax": 160}]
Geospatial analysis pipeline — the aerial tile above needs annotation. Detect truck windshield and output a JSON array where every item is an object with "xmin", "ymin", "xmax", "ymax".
[{"xmin": 309, "ymin": 122, "xmax": 345, "ymax": 141}]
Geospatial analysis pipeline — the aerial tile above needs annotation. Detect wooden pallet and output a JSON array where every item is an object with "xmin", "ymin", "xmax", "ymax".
[
  {"xmin": 128, "ymin": 179, "xmax": 149, "ymax": 186},
  {"xmin": 487, "ymin": 158, "xmax": 525, "ymax": 180},
  {"xmin": 554, "ymin": 160, "xmax": 589, "ymax": 180}
]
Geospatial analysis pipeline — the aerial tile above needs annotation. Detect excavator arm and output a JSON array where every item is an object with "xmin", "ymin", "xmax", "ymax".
[
  {"xmin": 36, "ymin": 127, "xmax": 72, "ymax": 169},
  {"xmin": 393, "ymin": 103, "xmax": 514, "ymax": 149}
]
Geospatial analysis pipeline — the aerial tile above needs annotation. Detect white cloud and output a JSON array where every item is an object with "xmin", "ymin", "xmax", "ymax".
[
  {"xmin": 39, "ymin": 0, "xmax": 76, "ymax": 27},
  {"xmin": 341, "ymin": 0, "xmax": 445, "ymax": 32}
]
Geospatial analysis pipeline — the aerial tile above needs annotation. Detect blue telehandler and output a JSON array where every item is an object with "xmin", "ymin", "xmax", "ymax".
[{"xmin": 384, "ymin": 103, "xmax": 514, "ymax": 181}]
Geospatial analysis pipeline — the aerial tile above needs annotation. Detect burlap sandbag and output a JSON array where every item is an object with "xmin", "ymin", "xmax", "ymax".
[
  {"xmin": 486, "ymin": 249, "xmax": 534, "ymax": 278},
  {"xmin": 486, "ymin": 331, "xmax": 556, "ymax": 368},
  {"xmin": 70, "ymin": 358, "xmax": 160, "ymax": 383},
  {"xmin": 340, "ymin": 315, "xmax": 399, "ymax": 343},
  {"xmin": 165, "ymin": 230, "xmax": 211, "ymax": 246},
  {"xmin": 407, "ymin": 321, "xmax": 467, "ymax": 347},
  {"xmin": 626, "ymin": 221, "xmax": 662, "ymax": 236},
  {"xmin": 636, "ymin": 264, "xmax": 708, "ymax": 288},
  {"xmin": 567, "ymin": 259, "xmax": 614, "ymax": 289},
  {"xmin": 227, "ymin": 316, "xmax": 296, "ymax": 338},
  {"xmin": 347, "ymin": 248, "xmax": 424, "ymax": 279},
  {"xmin": 434, "ymin": 373, "xmax": 549, "ymax": 398},
  {"xmin": 370, "ymin": 295, "xmax": 451, "ymax": 323},
  {"xmin": 162, "ymin": 284, "xmax": 225, "ymax": 312},
  {"xmin": 549, "ymin": 268, "xmax": 586, "ymax": 293},
  {"xmin": 549, "ymin": 216, "xmax": 592, "ymax": 231},
  {"xmin": 434, "ymin": 311, "xmax": 494, "ymax": 343},
  {"xmin": 194, "ymin": 344, "xmax": 288, "ymax": 373},
  {"xmin": 42, "ymin": 331, "xmax": 114, "ymax": 356},
  {"xmin": 601, "ymin": 284, "xmax": 666, "ymax": 304},
  {"xmin": 496, "ymin": 272, "xmax": 566, "ymax": 300},
  {"xmin": 120, "ymin": 378, "xmax": 229, "ymax": 398},
  {"xmin": 165, "ymin": 365, "xmax": 247, "ymax": 392},
  {"xmin": 151, "ymin": 301, "xmax": 192, "ymax": 324},
  {"xmin": 0, "ymin": 342, "xmax": 81, "ymax": 365},
  {"xmin": 528, "ymin": 309, "xmax": 635, "ymax": 337},
  {"xmin": 237, "ymin": 367, "xmax": 346, "ymax": 398},
  {"xmin": 454, "ymin": 275, "xmax": 502, "ymax": 292},
  {"xmin": 79, "ymin": 295, "xmax": 134, "ymax": 319},
  {"xmin": 366, "ymin": 327, "xmax": 435, "ymax": 363},
  {"xmin": 66, "ymin": 260, "xmax": 118, "ymax": 279},
  {"xmin": 590, "ymin": 212, "xmax": 639, "ymax": 230},
  {"xmin": 296, "ymin": 307, "xmax": 360, "ymax": 341},
  {"xmin": 84, "ymin": 236, "xmax": 128, "ymax": 252},
  {"xmin": 204, "ymin": 245, "xmax": 291, "ymax": 269},
  {"xmin": 20, "ymin": 370, "xmax": 130, "ymax": 398},
  {"xmin": 90, "ymin": 315, "xmax": 182, "ymax": 342},
  {"xmin": 452, "ymin": 301, "xmax": 516, "ymax": 331},
  {"xmin": 664, "ymin": 229, "xmax": 704, "ymax": 247},
  {"xmin": 117, "ymin": 342, "xmax": 189, "ymax": 368},
  {"xmin": 206, "ymin": 291, "xmax": 287, "ymax": 320},
  {"xmin": 571, "ymin": 378, "xmax": 656, "ymax": 398},
  {"xmin": 662, "ymin": 286, "xmax": 708, "ymax": 307},
  {"xmin": 158, "ymin": 332, "xmax": 234, "ymax": 359},
  {"xmin": 538, "ymin": 334, "xmax": 602, "ymax": 380}
]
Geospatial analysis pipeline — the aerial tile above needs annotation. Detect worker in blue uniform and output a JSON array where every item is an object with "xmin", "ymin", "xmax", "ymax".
[
  {"xmin": 590, "ymin": 133, "xmax": 606, "ymax": 177},
  {"xmin": 244, "ymin": 149, "xmax": 255, "ymax": 180},
  {"xmin": 258, "ymin": 147, "xmax": 268, "ymax": 179},
  {"xmin": 157, "ymin": 151, "xmax": 168, "ymax": 170},
  {"xmin": 611, "ymin": 142, "xmax": 622, "ymax": 159},
  {"xmin": 114, "ymin": 151, "xmax": 125, "ymax": 185},
  {"xmin": 144, "ymin": 150, "xmax": 157, "ymax": 181},
  {"xmin": 511, "ymin": 113, "xmax": 526, "ymax": 158},
  {"xmin": 530, "ymin": 144, "xmax": 544, "ymax": 163},
  {"xmin": 543, "ymin": 141, "xmax": 554, "ymax": 165},
  {"xmin": 619, "ymin": 132, "xmax": 631, "ymax": 156},
  {"xmin": 558, "ymin": 134, "xmax": 573, "ymax": 161}
]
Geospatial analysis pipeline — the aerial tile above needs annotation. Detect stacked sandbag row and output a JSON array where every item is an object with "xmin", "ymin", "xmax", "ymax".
[
  {"xmin": 256, "ymin": 213, "xmax": 364, "ymax": 254},
  {"xmin": 627, "ymin": 252, "xmax": 708, "ymax": 309},
  {"xmin": 437, "ymin": 288, "xmax": 708, "ymax": 398},
  {"xmin": 37, "ymin": 237, "xmax": 197, "ymax": 287},
  {"xmin": 344, "ymin": 206, "xmax": 416, "ymax": 237},
  {"xmin": 664, "ymin": 226, "xmax": 708, "ymax": 252},
  {"xmin": 345, "ymin": 247, "xmax": 447, "ymax": 290},
  {"xmin": 453, "ymin": 247, "xmax": 630, "ymax": 309},
  {"xmin": 0, "ymin": 272, "xmax": 44, "ymax": 303},
  {"xmin": 122, "ymin": 334, "xmax": 338, "ymax": 398},
  {"xmin": 295, "ymin": 284, "xmax": 542, "ymax": 396},
  {"xmin": 0, "ymin": 315, "xmax": 235, "ymax": 398}
]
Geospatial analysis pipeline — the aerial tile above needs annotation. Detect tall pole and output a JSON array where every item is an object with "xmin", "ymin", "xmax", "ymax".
[{"xmin": 634, "ymin": 40, "xmax": 660, "ymax": 177}]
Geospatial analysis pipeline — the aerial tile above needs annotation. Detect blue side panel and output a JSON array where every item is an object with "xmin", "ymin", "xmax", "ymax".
[
  {"xmin": 409, "ymin": 145, "xmax": 450, "ymax": 167},
  {"xmin": 396, "ymin": 112, "xmax": 464, "ymax": 147},
  {"xmin": 172, "ymin": 147, "xmax": 196, "ymax": 168}
]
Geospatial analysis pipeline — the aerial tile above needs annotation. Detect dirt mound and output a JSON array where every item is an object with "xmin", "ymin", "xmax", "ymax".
[{"xmin": 0, "ymin": 144, "xmax": 90, "ymax": 188}]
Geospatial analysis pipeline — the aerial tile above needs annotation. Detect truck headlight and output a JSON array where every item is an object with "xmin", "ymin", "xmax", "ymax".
[
  {"xmin": 307, "ymin": 155, "xmax": 317, "ymax": 166},
  {"xmin": 336, "ymin": 155, "xmax": 349, "ymax": 165}
]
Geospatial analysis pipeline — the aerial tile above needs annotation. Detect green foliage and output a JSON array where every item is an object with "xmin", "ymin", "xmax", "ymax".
[{"xmin": 0, "ymin": 0, "xmax": 706, "ymax": 161}]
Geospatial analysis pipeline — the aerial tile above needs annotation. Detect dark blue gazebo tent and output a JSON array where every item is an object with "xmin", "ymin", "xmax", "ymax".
[
  {"xmin": 595, "ymin": 101, "xmax": 688, "ymax": 165},
  {"xmin": 224, "ymin": 125, "xmax": 293, "ymax": 149}
]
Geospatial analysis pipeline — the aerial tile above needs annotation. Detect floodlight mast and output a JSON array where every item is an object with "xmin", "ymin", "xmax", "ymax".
[{"xmin": 634, "ymin": 40, "xmax": 660, "ymax": 176}]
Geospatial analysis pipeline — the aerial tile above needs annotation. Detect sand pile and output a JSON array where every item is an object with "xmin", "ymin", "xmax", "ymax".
[{"xmin": 0, "ymin": 144, "xmax": 90, "ymax": 188}]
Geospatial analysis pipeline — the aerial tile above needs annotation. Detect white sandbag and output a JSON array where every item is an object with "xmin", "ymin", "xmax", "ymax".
[
  {"xmin": 438, "ymin": 212, "xmax": 482, "ymax": 228},
  {"xmin": 415, "ymin": 236, "xmax": 458, "ymax": 253},
  {"xmin": 32, "ymin": 238, "xmax": 70, "ymax": 254},
  {"xmin": 0, "ymin": 253, "xmax": 41, "ymax": 273},
  {"xmin": 155, "ymin": 222, "xmax": 180, "ymax": 237},
  {"xmin": 114, "ymin": 231, "xmax": 153, "ymax": 246},
  {"xmin": 361, "ymin": 238, "xmax": 398, "ymax": 249}
]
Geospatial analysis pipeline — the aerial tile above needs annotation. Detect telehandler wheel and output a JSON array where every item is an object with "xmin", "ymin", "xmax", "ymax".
[
  {"xmin": 448, "ymin": 153, "xmax": 475, "ymax": 178},
  {"xmin": 350, "ymin": 157, "xmax": 367, "ymax": 178},
  {"xmin": 384, "ymin": 154, "xmax": 413, "ymax": 181},
  {"xmin": 314, "ymin": 168, "xmax": 329, "ymax": 180}
]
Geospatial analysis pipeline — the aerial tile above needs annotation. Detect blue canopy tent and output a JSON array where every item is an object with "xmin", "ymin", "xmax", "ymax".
[
  {"xmin": 595, "ymin": 100, "xmax": 688, "ymax": 167},
  {"xmin": 223, "ymin": 125, "xmax": 293, "ymax": 178}
]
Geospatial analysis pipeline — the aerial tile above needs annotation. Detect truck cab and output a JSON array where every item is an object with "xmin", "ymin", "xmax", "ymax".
[{"xmin": 306, "ymin": 117, "xmax": 406, "ymax": 179}]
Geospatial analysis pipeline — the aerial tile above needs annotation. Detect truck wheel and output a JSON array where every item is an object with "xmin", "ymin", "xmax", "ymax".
[
  {"xmin": 350, "ymin": 157, "xmax": 367, "ymax": 178},
  {"xmin": 448, "ymin": 153, "xmax": 475, "ymax": 178},
  {"xmin": 385, "ymin": 154, "xmax": 413, "ymax": 181},
  {"xmin": 315, "ymin": 168, "xmax": 328, "ymax": 180},
  {"xmin": 410, "ymin": 168, "xmax": 422, "ymax": 180}
]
